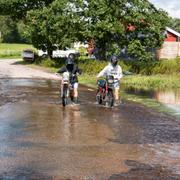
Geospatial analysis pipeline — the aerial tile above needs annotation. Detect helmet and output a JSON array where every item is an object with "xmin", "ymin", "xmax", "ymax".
[
  {"xmin": 66, "ymin": 57, "xmax": 74, "ymax": 65},
  {"xmin": 110, "ymin": 55, "xmax": 118, "ymax": 67}
]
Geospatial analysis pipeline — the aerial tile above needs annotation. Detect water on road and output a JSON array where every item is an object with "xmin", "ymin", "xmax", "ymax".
[
  {"xmin": 0, "ymin": 78, "xmax": 180, "ymax": 179},
  {"xmin": 125, "ymin": 87, "xmax": 180, "ymax": 117}
]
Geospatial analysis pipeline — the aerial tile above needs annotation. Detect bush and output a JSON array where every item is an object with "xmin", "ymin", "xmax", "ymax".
[
  {"xmin": 79, "ymin": 60, "xmax": 108, "ymax": 75},
  {"xmin": 151, "ymin": 58, "xmax": 180, "ymax": 75},
  {"xmin": 41, "ymin": 58, "xmax": 56, "ymax": 67},
  {"xmin": 78, "ymin": 58, "xmax": 132, "ymax": 75}
]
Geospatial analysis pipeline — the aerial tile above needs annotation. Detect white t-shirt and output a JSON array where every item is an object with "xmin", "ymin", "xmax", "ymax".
[{"xmin": 97, "ymin": 63, "xmax": 123, "ymax": 80}]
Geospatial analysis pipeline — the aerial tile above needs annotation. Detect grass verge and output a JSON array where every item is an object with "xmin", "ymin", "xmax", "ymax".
[
  {"xmin": 123, "ymin": 74, "xmax": 180, "ymax": 89},
  {"xmin": 0, "ymin": 43, "xmax": 35, "ymax": 58}
]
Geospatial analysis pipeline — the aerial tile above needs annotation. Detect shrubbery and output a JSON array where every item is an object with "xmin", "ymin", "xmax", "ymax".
[
  {"xmin": 34, "ymin": 57, "xmax": 66, "ymax": 68},
  {"xmin": 151, "ymin": 57, "xmax": 180, "ymax": 75},
  {"xmin": 78, "ymin": 57, "xmax": 132, "ymax": 75},
  {"xmin": 35, "ymin": 56, "xmax": 180, "ymax": 76}
]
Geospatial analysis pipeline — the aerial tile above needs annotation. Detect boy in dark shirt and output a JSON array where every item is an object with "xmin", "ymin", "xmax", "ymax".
[{"xmin": 57, "ymin": 56, "xmax": 82, "ymax": 104}]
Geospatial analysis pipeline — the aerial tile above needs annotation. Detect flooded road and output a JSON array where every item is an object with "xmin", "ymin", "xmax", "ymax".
[
  {"xmin": 0, "ymin": 78, "xmax": 180, "ymax": 179},
  {"xmin": 125, "ymin": 87, "xmax": 180, "ymax": 117}
]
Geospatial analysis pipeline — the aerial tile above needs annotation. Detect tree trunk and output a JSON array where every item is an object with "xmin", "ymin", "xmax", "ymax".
[
  {"xmin": 95, "ymin": 41, "xmax": 107, "ymax": 60},
  {"xmin": 47, "ymin": 49, "xmax": 53, "ymax": 59},
  {"xmin": 47, "ymin": 43, "xmax": 53, "ymax": 59}
]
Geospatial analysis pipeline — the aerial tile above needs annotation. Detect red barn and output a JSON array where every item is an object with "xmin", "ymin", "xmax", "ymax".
[
  {"xmin": 158, "ymin": 27, "xmax": 180, "ymax": 59},
  {"xmin": 164, "ymin": 27, "xmax": 180, "ymax": 42}
]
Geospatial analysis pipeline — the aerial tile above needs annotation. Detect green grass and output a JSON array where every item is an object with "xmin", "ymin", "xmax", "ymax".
[
  {"xmin": 79, "ymin": 74, "xmax": 180, "ymax": 89},
  {"xmin": 0, "ymin": 43, "xmax": 36, "ymax": 58},
  {"xmin": 79, "ymin": 75, "xmax": 97, "ymax": 88},
  {"xmin": 122, "ymin": 74, "xmax": 180, "ymax": 89}
]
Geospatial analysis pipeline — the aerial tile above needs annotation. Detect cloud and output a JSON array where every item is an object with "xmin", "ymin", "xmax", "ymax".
[{"xmin": 149, "ymin": 0, "xmax": 180, "ymax": 18}]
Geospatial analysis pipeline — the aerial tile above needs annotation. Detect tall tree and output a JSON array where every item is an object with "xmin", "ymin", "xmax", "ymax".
[
  {"xmin": 0, "ymin": 0, "xmax": 54, "ymax": 19},
  {"xmin": 0, "ymin": 15, "xmax": 30, "ymax": 43},
  {"xmin": 74, "ymin": 0, "xmax": 170, "ymax": 60},
  {"xmin": 0, "ymin": 0, "xmax": 171, "ymax": 64},
  {"xmin": 170, "ymin": 18, "xmax": 180, "ymax": 33},
  {"xmin": 26, "ymin": 0, "xmax": 82, "ymax": 57}
]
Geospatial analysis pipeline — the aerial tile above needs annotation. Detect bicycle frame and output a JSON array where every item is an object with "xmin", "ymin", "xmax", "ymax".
[
  {"xmin": 96, "ymin": 78, "xmax": 114, "ymax": 107},
  {"xmin": 61, "ymin": 79, "xmax": 74, "ymax": 106}
]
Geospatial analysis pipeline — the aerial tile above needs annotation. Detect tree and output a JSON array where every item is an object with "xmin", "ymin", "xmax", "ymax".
[
  {"xmin": 0, "ymin": 0, "xmax": 171, "ymax": 65},
  {"xmin": 0, "ymin": 15, "xmax": 30, "ymax": 43},
  {"xmin": 72, "ymin": 0, "xmax": 170, "ymax": 60},
  {"xmin": 169, "ymin": 18, "xmax": 180, "ymax": 33},
  {"xmin": 0, "ymin": 0, "xmax": 54, "ymax": 20},
  {"xmin": 26, "ymin": 0, "xmax": 82, "ymax": 57}
]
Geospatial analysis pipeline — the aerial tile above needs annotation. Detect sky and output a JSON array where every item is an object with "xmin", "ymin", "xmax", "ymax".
[{"xmin": 149, "ymin": 0, "xmax": 180, "ymax": 18}]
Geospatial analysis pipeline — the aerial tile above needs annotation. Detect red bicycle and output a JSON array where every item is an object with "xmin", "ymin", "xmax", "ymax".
[{"xmin": 96, "ymin": 75, "xmax": 115, "ymax": 107}]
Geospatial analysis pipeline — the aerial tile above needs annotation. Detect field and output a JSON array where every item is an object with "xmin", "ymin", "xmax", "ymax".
[{"xmin": 0, "ymin": 43, "xmax": 35, "ymax": 58}]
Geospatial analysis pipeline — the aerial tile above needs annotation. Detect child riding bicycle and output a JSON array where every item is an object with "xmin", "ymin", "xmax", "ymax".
[
  {"xmin": 96, "ymin": 55, "xmax": 123, "ymax": 106},
  {"xmin": 57, "ymin": 56, "xmax": 82, "ymax": 104}
]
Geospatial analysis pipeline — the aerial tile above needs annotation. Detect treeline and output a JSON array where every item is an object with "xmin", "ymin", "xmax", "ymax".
[
  {"xmin": 0, "ymin": 1, "xmax": 169, "ymax": 56},
  {"xmin": 0, "ymin": 0, "xmax": 179, "ymax": 70},
  {"xmin": 170, "ymin": 18, "xmax": 180, "ymax": 33},
  {"xmin": 0, "ymin": 16, "xmax": 30, "ymax": 43}
]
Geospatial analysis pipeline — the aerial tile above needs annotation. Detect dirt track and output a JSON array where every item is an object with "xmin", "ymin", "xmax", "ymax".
[{"xmin": 0, "ymin": 59, "xmax": 59, "ymax": 79}]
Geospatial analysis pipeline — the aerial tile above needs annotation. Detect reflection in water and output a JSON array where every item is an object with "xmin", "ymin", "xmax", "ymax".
[
  {"xmin": 125, "ymin": 87, "xmax": 180, "ymax": 114},
  {"xmin": 155, "ymin": 89, "xmax": 180, "ymax": 105}
]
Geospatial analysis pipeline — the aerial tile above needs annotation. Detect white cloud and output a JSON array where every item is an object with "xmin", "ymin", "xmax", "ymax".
[{"xmin": 149, "ymin": 0, "xmax": 180, "ymax": 18}]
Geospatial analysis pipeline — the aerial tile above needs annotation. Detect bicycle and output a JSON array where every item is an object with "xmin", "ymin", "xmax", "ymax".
[
  {"xmin": 96, "ymin": 75, "xmax": 115, "ymax": 107},
  {"xmin": 60, "ymin": 72, "xmax": 74, "ymax": 107}
]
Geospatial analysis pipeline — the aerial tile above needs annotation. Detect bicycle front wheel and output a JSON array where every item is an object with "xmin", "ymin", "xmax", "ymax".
[
  {"xmin": 105, "ymin": 90, "xmax": 114, "ymax": 107},
  {"xmin": 62, "ymin": 84, "xmax": 68, "ymax": 106}
]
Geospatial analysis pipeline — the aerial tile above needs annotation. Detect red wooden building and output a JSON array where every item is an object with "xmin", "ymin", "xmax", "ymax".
[
  {"xmin": 158, "ymin": 27, "xmax": 180, "ymax": 59},
  {"xmin": 164, "ymin": 27, "xmax": 180, "ymax": 42}
]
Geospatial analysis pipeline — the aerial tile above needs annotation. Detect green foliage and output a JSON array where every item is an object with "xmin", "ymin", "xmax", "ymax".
[
  {"xmin": 25, "ymin": 0, "xmax": 82, "ymax": 56},
  {"xmin": 127, "ymin": 40, "xmax": 156, "ymax": 75},
  {"xmin": 34, "ymin": 56, "xmax": 66, "ymax": 70},
  {"xmin": 151, "ymin": 58, "xmax": 180, "ymax": 74},
  {"xmin": 0, "ymin": 0, "xmax": 171, "ymax": 68},
  {"xmin": 40, "ymin": 58, "xmax": 56, "ymax": 67},
  {"xmin": 78, "ymin": 47, "xmax": 88, "ymax": 56},
  {"xmin": 0, "ymin": 0, "xmax": 54, "ymax": 19},
  {"xmin": 169, "ymin": 18, "xmax": 180, "ymax": 33},
  {"xmin": 79, "ymin": 60, "xmax": 108, "ymax": 75},
  {"xmin": 0, "ymin": 16, "xmax": 30, "ymax": 43},
  {"xmin": 78, "ymin": 57, "xmax": 132, "ymax": 75},
  {"xmin": 122, "ymin": 75, "xmax": 180, "ymax": 89},
  {"xmin": 75, "ymin": 0, "xmax": 170, "ymax": 60}
]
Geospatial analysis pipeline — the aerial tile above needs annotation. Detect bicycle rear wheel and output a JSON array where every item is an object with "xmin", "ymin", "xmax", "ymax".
[{"xmin": 62, "ymin": 84, "xmax": 68, "ymax": 107}]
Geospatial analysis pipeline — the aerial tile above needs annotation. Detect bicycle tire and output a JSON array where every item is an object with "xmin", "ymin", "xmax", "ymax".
[
  {"xmin": 106, "ymin": 89, "xmax": 114, "ymax": 107},
  {"xmin": 62, "ymin": 84, "xmax": 68, "ymax": 106}
]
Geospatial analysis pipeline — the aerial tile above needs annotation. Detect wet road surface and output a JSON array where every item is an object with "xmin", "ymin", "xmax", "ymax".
[{"xmin": 0, "ymin": 78, "xmax": 180, "ymax": 179}]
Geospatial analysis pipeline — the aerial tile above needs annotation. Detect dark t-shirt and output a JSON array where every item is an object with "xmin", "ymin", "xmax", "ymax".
[{"xmin": 57, "ymin": 65, "xmax": 82, "ymax": 83}]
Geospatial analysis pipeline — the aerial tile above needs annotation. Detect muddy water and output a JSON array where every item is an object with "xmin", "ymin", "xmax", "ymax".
[
  {"xmin": 0, "ymin": 79, "xmax": 180, "ymax": 179},
  {"xmin": 125, "ymin": 87, "xmax": 180, "ymax": 117}
]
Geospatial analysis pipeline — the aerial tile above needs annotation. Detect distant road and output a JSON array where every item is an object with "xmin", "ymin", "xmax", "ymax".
[{"xmin": 0, "ymin": 59, "xmax": 59, "ymax": 79}]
